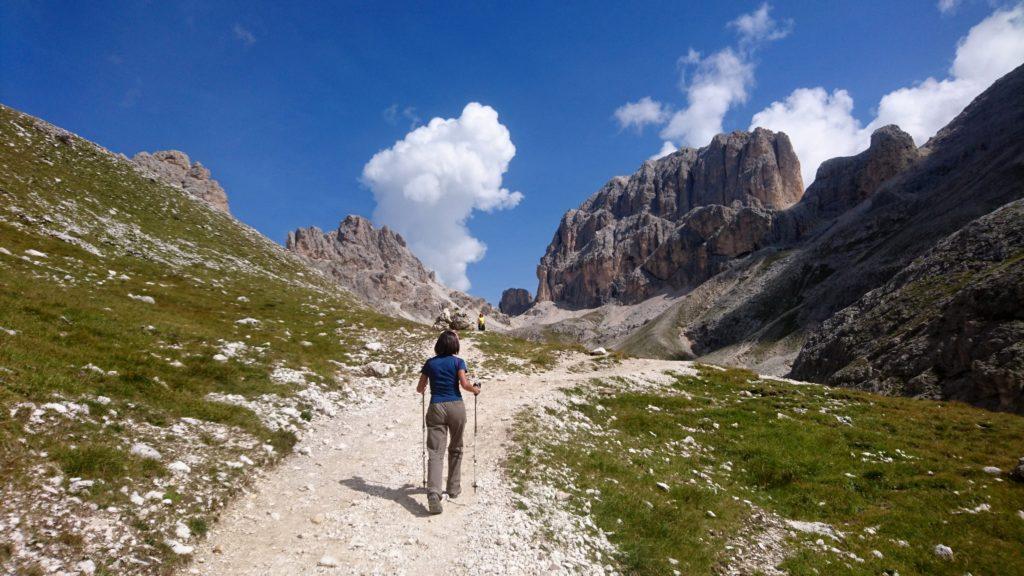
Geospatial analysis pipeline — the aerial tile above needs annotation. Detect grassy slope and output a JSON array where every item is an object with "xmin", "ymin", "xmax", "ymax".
[
  {"xmin": 510, "ymin": 366, "xmax": 1024, "ymax": 576},
  {"xmin": 0, "ymin": 105, "xmax": 424, "ymax": 573}
]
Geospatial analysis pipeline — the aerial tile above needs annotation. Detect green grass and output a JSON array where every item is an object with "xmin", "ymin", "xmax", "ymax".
[
  {"xmin": 471, "ymin": 330, "xmax": 581, "ymax": 373},
  {"xmin": 509, "ymin": 365, "xmax": 1024, "ymax": 576}
]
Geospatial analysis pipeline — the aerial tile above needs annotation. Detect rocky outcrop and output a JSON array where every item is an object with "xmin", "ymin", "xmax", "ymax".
[
  {"xmin": 500, "ymin": 288, "xmax": 533, "ymax": 316},
  {"xmin": 774, "ymin": 125, "xmax": 920, "ymax": 242},
  {"xmin": 286, "ymin": 216, "xmax": 498, "ymax": 324},
  {"xmin": 791, "ymin": 199, "xmax": 1024, "ymax": 413},
  {"xmin": 536, "ymin": 128, "xmax": 803, "ymax": 308},
  {"xmin": 132, "ymin": 150, "xmax": 230, "ymax": 213}
]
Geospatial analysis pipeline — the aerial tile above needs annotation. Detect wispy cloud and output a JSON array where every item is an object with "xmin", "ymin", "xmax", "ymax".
[
  {"xmin": 614, "ymin": 97, "xmax": 669, "ymax": 132},
  {"xmin": 382, "ymin": 104, "xmax": 423, "ymax": 129},
  {"xmin": 613, "ymin": 3, "xmax": 791, "ymax": 151},
  {"xmin": 120, "ymin": 81, "xmax": 141, "ymax": 108},
  {"xmin": 729, "ymin": 2, "xmax": 793, "ymax": 45},
  {"xmin": 233, "ymin": 23, "xmax": 256, "ymax": 46},
  {"xmin": 937, "ymin": 0, "xmax": 963, "ymax": 14}
]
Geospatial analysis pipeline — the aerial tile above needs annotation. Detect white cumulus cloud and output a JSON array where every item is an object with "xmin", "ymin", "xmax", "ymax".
[
  {"xmin": 614, "ymin": 97, "xmax": 669, "ymax": 131},
  {"xmin": 362, "ymin": 103, "xmax": 522, "ymax": 291},
  {"xmin": 750, "ymin": 88, "xmax": 868, "ymax": 186},
  {"xmin": 750, "ymin": 3, "xmax": 1024, "ymax": 186}
]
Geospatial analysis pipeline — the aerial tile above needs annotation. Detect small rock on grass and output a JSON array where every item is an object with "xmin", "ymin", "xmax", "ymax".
[
  {"xmin": 934, "ymin": 544, "xmax": 954, "ymax": 560},
  {"xmin": 130, "ymin": 443, "xmax": 162, "ymax": 460},
  {"xmin": 982, "ymin": 466, "xmax": 1002, "ymax": 475}
]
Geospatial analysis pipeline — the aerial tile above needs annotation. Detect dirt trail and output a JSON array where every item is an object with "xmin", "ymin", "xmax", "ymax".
[{"xmin": 184, "ymin": 343, "xmax": 686, "ymax": 575}]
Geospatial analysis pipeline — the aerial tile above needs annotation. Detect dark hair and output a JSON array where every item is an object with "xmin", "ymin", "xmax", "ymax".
[{"xmin": 434, "ymin": 330, "xmax": 460, "ymax": 356}]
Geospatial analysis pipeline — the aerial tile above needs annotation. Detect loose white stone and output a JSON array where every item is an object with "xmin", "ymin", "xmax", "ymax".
[
  {"xmin": 786, "ymin": 520, "xmax": 842, "ymax": 541},
  {"xmin": 76, "ymin": 560, "xmax": 96, "ymax": 575},
  {"xmin": 212, "ymin": 354, "xmax": 229, "ymax": 362},
  {"xmin": 168, "ymin": 461, "xmax": 191, "ymax": 475},
  {"xmin": 934, "ymin": 544, "xmax": 954, "ymax": 560},
  {"xmin": 130, "ymin": 443, "xmax": 161, "ymax": 460},
  {"xmin": 128, "ymin": 293, "xmax": 156, "ymax": 304},
  {"xmin": 167, "ymin": 539, "xmax": 194, "ymax": 555},
  {"xmin": 175, "ymin": 522, "xmax": 191, "ymax": 540},
  {"xmin": 982, "ymin": 466, "xmax": 1002, "ymax": 475},
  {"xmin": 235, "ymin": 317, "xmax": 261, "ymax": 326},
  {"xmin": 24, "ymin": 249, "xmax": 47, "ymax": 258},
  {"xmin": 364, "ymin": 342, "xmax": 383, "ymax": 351},
  {"xmin": 318, "ymin": 555, "xmax": 340, "ymax": 567}
]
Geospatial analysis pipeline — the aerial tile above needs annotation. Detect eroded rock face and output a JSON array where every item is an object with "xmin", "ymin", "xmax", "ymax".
[
  {"xmin": 536, "ymin": 128, "xmax": 802, "ymax": 307},
  {"xmin": 286, "ymin": 216, "xmax": 497, "ymax": 324},
  {"xmin": 791, "ymin": 199, "xmax": 1024, "ymax": 413},
  {"xmin": 132, "ymin": 150, "xmax": 230, "ymax": 213},
  {"xmin": 499, "ymin": 288, "xmax": 533, "ymax": 316}
]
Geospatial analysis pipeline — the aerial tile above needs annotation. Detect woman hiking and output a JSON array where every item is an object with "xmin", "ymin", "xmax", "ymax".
[{"xmin": 417, "ymin": 330, "xmax": 480, "ymax": 514}]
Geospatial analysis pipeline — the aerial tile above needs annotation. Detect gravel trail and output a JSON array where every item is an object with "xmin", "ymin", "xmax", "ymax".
[{"xmin": 184, "ymin": 342, "xmax": 687, "ymax": 576}]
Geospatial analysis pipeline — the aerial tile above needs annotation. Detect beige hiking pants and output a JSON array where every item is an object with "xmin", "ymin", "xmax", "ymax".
[{"xmin": 426, "ymin": 400, "xmax": 466, "ymax": 497}]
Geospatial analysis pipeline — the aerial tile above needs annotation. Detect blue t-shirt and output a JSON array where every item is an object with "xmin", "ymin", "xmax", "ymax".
[{"xmin": 422, "ymin": 355, "xmax": 468, "ymax": 403}]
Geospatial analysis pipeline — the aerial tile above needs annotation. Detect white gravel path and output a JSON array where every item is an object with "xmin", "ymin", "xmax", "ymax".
[{"xmin": 182, "ymin": 346, "xmax": 689, "ymax": 575}]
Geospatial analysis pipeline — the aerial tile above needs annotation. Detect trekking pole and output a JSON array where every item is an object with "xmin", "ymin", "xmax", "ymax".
[
  {"xmin": 421, "ymin": 391, "xmax": 427, "ymax": 487},
  {"xmin": 473, "ymin": 385, "xmax": 480, "ymax": 492}
]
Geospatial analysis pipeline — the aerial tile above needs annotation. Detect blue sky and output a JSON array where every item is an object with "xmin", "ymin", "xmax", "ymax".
[{"xmin": 2, "ymin": 1, "xmax": 1019, "ymax": 303}]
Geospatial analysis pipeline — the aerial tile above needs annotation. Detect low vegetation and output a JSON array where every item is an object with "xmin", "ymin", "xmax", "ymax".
[{"xmin": 509, "ymin": 365, "xmax": 1024, "ymax": 575}]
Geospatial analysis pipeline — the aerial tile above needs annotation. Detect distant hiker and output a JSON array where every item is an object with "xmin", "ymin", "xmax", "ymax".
[
  {"xmin": 417, "ymin": 330, "xmax": 481, "ymax": 514},
  {"xmin": 477, "ymin": 312, "xmax": 486, "ymax": 331}
]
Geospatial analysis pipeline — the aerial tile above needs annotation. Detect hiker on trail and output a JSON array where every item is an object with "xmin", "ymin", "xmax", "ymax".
[
  {"xmin": 417, "ymin": 330, "xmax": 480, "ymax": 514},
  {"xmin": 477, "ymin": 312, "xmax": 486, "ymax": 332}
]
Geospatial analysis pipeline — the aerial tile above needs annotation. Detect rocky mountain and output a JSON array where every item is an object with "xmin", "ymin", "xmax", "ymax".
[
  {"xmin": 500, "ymin": 287, "xmax": 533, "ymax": 316},
  {"xmin": 536, "ymin": 128, "xmax": 803, "ymax": 308},
  {"xmin": 286, "ymin": 216, "xmax": 500, "ymax": 325},
  {"xmin": 132, "ymin": 150, "xmax": 230, "ymax": 213},
  {"xmin": 523, "ymin": 63, "xmax": 1024, "ymax": 413}
]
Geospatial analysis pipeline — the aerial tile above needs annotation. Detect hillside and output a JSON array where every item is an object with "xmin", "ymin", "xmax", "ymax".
[{"xmin": 0, "ymin": 103, "xmax": 430, "ymax": 574}]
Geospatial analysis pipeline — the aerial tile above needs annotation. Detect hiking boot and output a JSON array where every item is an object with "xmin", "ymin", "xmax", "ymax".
[
  {"xmin": 427, "ymin": 494, "xmax": 443, "ymax": 514},
  {"xmin": 445, "ymin": 490, "xmax": 460, "ymax": 500}
]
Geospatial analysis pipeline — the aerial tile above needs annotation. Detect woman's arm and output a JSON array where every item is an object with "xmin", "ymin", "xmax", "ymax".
[
  {"xmin": 458, "ymin": 370, "xmax": 480, "ymax": 395},
  {"xmin": 416, "ymin": 373, "xmax": 428, "ymax": 394}
]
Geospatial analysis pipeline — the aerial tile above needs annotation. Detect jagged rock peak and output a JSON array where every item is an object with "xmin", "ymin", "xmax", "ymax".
[
  {"xmin": 535, "ymin": 127, "xmax": 802, "ymax": 307},
  {"xmin": 286, "ymin": 215, "xmax": 434, "ymax": 281},
  {"xmin": 499, "ymin": 288, "xmax": 533, "ymax": 316},
  {"xmin": 284, "ymin": 215, "xmax": 499, "ymax": 324},
  {"xmin": 800, "ymin": 125, "xmax": 920, "ymax": 219},
  {"xmin": 132, "ymin": 150, "xmax": 230, "ymax": 214}
]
